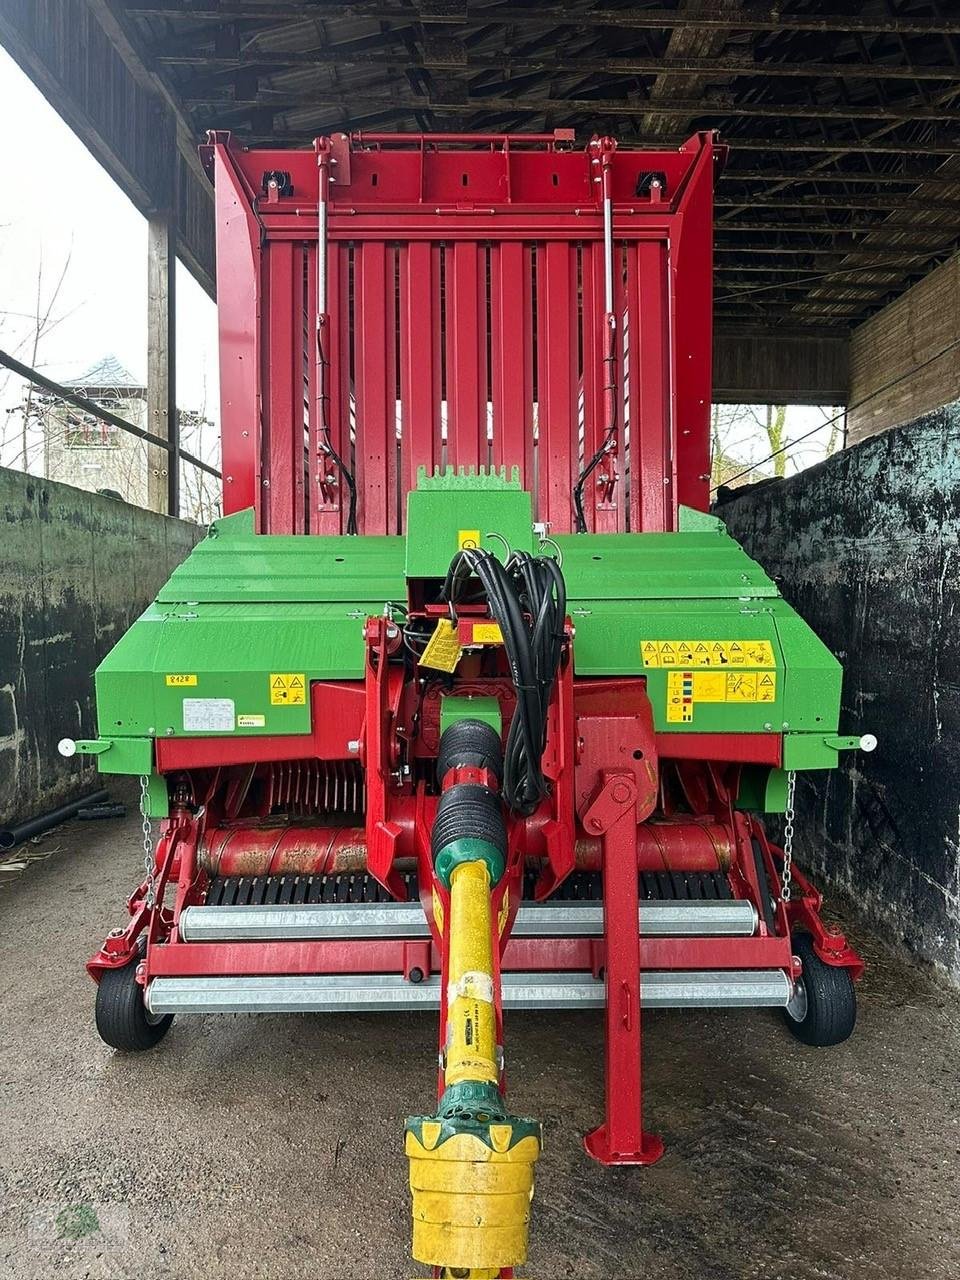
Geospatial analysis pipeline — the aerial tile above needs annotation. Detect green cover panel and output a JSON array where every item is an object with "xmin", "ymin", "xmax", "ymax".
[{"xmin": 90, "ymin": 496, "xmax": 845, "ymax": 775}]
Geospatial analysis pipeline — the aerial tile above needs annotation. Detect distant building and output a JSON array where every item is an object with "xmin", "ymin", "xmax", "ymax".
[{"xmin": 42, "ymin": 356, "xmax": 149, "ymax": 506}]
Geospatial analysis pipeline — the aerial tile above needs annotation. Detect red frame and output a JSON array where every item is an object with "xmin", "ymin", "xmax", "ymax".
[{"xmin": 200, "ymin": 129, "xmax": 719, "ymax": 535}]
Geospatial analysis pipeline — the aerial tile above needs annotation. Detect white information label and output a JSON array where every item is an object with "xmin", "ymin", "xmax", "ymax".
[{"xmin": 182, "ymin": 698, "xmax": 235, "ymax": 732}]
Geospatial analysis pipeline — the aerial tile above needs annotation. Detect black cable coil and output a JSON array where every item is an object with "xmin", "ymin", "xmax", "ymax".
[{"xmin": 440, "ymin": 548, "xmax": 566, "ymax": 816}]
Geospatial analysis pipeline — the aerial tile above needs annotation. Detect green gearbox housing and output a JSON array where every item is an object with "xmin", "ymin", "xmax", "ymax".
[{"xmin": 79, "ymin": 469, "xmax": 852, "ymax": 812}]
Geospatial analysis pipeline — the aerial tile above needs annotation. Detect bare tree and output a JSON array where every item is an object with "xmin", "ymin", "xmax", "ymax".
[
  {"xmin": 712, "ymin": 401, "xmax": 844, "ymax": 490},
  {"xmin": 1, "ymin": 247, "xmax": 78, "ymax": 471}
]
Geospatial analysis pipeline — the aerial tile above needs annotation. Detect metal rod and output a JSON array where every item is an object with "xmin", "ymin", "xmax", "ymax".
[
  {"xmin": 178, "ymin": 899, "xmax": 759, "ymax": 942},
  {"xmin": 0, "ymin": 348, "xmax": 221, "ymax": 480},
  {"xmin": 145, "ymin": 969, "xmax": 793, "ymax": 1015},
  {"xmin": 603, "ymin": 193, "xmax": 614, "ymax": 315},
  {"xmin": 0, "ymin": 789, "xmax": 110, "ymax": 852},
  {"xmin": 317, "ymin": 150, "xmax": 328, "ymax": 317}
]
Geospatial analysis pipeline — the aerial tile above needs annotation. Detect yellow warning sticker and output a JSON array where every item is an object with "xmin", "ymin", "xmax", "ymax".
[
  {"xmin": 270, "ymin": 673, "xmax": 306, "ymax": 705},
  {"xmin": 666, "ymin": 669, "xmax": 777, "ymax": 722},
  {"xmin": 458, "ymin": 528, "xmax": 482, "ymax": 550},
  {"xmin": 471, "ymin": 622, "xmax": 503, "ymax": 645},
  {"xmin": 165, "ymin": 673, "xmax": 197, "ymax": 687},
  {"xmin": 419, "ymin": 618, "xmax": 463, "ymax": 673},
  {"xmin": 642, "ymin": 639, "xmax": 775, "ymax": 668}
]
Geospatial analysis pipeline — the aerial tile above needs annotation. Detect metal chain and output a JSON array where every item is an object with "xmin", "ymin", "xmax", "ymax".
[
  {"xmin": 139, "ymin": 774, "xmax": 157, "ymax": 909},
  {"xmin": 781, "ymin": 769, "xmax": 797, "ymax": 903}
]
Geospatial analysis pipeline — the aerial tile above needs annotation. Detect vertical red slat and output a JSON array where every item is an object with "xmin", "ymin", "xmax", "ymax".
[
  {"xmin": 213, "ymin": 146, "xmax": 260, "ymax": 519},
  {"xmin": 491, "ymin": 242, "xmax": 533, "ymax": 489},
  {"xmin": 629, "ymin": 240, "xmax": 671, "ymax": 532},
  {"xmin": 613, "ymin": 241, "xmax": 629, "ymax": 534},
  {"xmin": 315, "ymin": 244, "xmax": 350, "ymax": 534},
  {"xmin": 263, "ymin": 241, "xmax": 304, "ymax": 533},
  {"xmin": 355, "ymin": 242, "xmax": 397, "ymax": 534},
  {"xmin": 672, "ymin": 145, "xmax": 714, "ymax": 515},
  {"xmin": 536, "ymin": 241, "xmax": 579, "ymax": 531},
  {"xmin": 445, "ymin": 241, "xmax": 487, "ymax": 471},
  {"xmin": 581, "ymin": 242, "xmax": 616, "ymax": 533},
  {"xmin": 399, "ymin": 242, "xmax": 441, "ymax": 502}
]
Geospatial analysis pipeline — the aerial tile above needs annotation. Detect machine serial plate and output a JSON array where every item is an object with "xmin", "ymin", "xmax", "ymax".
[{"xmin": 182, "ymin": 698, "xmax": 236, "ymax": 732}]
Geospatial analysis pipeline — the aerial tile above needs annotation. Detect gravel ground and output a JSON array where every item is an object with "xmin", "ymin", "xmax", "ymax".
[{"xmin": 1, "ymin": 787, "xmax": 957, "ymax": 1280}]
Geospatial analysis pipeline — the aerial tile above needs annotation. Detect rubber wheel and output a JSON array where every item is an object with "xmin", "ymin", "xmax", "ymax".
[
  {"xmin": 95, "ymin": 946, "xmax": 173, "ymax": 1052},
  {"xmin": 783, "ymin": 933, "xmax": 856, "ymax": 1047}
]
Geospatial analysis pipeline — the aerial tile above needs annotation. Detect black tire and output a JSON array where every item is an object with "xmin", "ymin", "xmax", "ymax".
[
  {"xmin": 95, "ymin": 946, "xmax": 173, "ymax": 1052},
  {"xmin": 782, "ymin": 933, "xmax": 856, "ymax": 1047}
]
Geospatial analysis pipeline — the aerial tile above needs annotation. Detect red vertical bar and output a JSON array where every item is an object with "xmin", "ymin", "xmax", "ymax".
[
  {"xmin": 262, "ymin": 241, "xmax": 304, "ymax": 533},
  {"xmin": 315, "ymin": 243, "xmax": 349, "ymax": 534},
  {"xmin": 490, "ymin": 242, "xmax": 533, "ymax": 488},
  {"xmin": 445, "ymin": 241, "xmax": 486, "ymax": 471},
  {"xmin": 581, "ymin": 242, "xmax": 620, "ymax": 534},
  {"xmin": 212, "ymin": 145, "xmax": 259, "ymax": 520},
  {"xmin": 536, "ymin": 241, "xmax": 579, "ymax": 532},
  {"xmin": 583, "ymin": 777, "xmax": 664, "ymax": 1167},
  {"xmin": 672, "ymin": 142, "xmax": 715, "ymax": 516},
  {"xmin": 399, "ymin": 242, "xmax": 441, "ymax": 504},
  {"xmin": 629, "ymin": 241, "xmax": 671, "ymax": 533},
  {"xmin": 354, "ymin": 242, "xmax": 398, "ymax": 535}
]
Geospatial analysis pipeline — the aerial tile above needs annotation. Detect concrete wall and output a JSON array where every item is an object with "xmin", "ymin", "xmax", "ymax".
[
  {"xmin": 848, "ymin": 253, "xmax": 960, "ymax": 445},
  {"xmin": 0, "ymin": 466, "xmax": 201, "ymax": 831},
  {"xmin": 719, "ymin": 401, "xmax": 960, "ymax": 983}
]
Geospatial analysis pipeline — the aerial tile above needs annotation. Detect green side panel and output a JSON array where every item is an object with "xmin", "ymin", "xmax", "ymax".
[
  {"xmin": 405, "ymin": 467, "xmax": 534, "ymax": 577},
  {"xmin": 556, "ymin": 532, "xmax": 778, "ymax": 600},
  {"xmin": 440, "ymin": 695, "xmax": 503, "ymax": 736},
  {"xmin": 96, "ymin": 601, "xmax": 373, "ymax": 738},
  {"xmin": 94, "ymin": 508, "xmax": 398, "ymax": 751},
  {"xmin": 559, "ymin": 517, "xmax": 843, "ymax": 758},
  {"xmin": 90, "ymin": 492, "xmax": 846, "ymax": 778},
  {"xmin": 159, "ymin": 507, "xmax": 406, "ymax": 603}
]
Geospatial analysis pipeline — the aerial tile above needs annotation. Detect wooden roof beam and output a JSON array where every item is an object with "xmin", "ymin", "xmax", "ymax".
[
  {"xmin": 121, "ymin": 4, "xmax": 960, "ymax": 36},
  {"xmin": 194, "ymin": 90, "xmax": 960, "ymax": 123}
]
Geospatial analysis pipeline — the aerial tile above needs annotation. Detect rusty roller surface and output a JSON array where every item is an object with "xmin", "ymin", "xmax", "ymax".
[
  {"xmin": 199, "ymin": 819, "xmax": 730, "ymax": 878},
  {"xmin": 199, "ymin": 826, "xmax": 369, "ymax": 877}
]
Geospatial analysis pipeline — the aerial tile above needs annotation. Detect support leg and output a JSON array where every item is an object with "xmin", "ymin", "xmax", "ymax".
[{"xmin": 583, "ymin": 771, "xmax": 664, "ymax": 1166}]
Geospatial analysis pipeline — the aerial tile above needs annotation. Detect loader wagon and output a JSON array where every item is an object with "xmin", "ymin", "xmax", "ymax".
[{"xmin": 64, "ymin": 128, "xmax": 871, "ymax": 1276}]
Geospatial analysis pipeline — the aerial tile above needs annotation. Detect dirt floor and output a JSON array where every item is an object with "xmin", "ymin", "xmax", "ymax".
[{"xmin": 0, "ymin": 786, "xmax": 958, "ymax": 1280}]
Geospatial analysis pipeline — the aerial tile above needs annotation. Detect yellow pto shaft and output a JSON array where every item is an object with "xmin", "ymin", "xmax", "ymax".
[
  {"xmin": 444, "ymin": 860, "xmax": 499, "ymax": 1089},
  {"xmin": 406, "ymin": 720, "xmax": 541, "ymax": 1277}
]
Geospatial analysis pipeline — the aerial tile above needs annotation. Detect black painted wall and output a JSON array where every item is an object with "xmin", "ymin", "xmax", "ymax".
[
  {"xmin": 0, "ymin": 467, "xmax": 201, "ymax": 831},
  {"xmin": 720, "ymin": 402, "xmax": 960, "ymax": 983}
]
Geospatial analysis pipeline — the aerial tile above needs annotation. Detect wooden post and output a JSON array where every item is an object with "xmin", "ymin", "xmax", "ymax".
[{"xmin": 147, "ymin": 210, "xmax": 178, "ymax": 515}]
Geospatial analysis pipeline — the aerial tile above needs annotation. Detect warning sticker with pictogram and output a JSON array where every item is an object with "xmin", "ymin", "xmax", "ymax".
[
  {"xmin": 641, "ymin": 639, "xmax": 776, "ymax": 668},
  {"xmin": 270, "ymin": 672, "xmax": 307, "ymax": 705},
  {"xmin": 665, "ymin": 668, "xmax": 777, "ymax": 722}
]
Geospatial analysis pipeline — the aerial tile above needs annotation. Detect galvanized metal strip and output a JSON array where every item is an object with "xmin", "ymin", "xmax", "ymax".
[
  {"xmin": 146, "ymin": 968, "xmax": 791, "ymax": 1015},
  {"xmin": 178, "ymin": 899, "xmax": 757, "ymax": 942}
]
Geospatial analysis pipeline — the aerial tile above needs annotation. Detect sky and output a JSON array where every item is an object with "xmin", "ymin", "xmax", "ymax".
[{"xmin": 0, "ymin": 46, "xmax": 219, "ymax": 466}]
